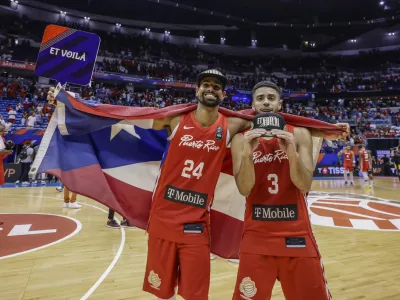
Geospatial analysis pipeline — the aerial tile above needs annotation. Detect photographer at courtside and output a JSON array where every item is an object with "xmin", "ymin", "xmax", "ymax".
[{"xmin": 0, "ymin": 123, "xmax": 13, "ymax": 186}]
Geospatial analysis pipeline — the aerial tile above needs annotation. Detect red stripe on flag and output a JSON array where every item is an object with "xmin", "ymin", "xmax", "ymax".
[{"xmin": 46, "ymin": 166, "xmax": 152, "ymax": 229}]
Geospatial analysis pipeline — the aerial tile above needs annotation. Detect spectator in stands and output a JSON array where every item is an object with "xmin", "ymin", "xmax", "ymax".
[
  {"xmin": 107, "ymin": 209, "xmax": 134, "ymax": 228},
  {"xmin": 15, "ymin": 142, "xmax": 34, "ymax": 185},
  {"xmin": 35, "ymin": 111, "xmax": 42, "ymax": 125},
  {"xmin": 23, "ymin": 99, "xmax": 30, "ymax": 112},
  {"xmin": 7, "ymin": 107, "xmax": 16, "ymax": 123},
  {"xmin": 26, "ymin": 113, "xmax": 36, "ymax": 127},
  {"xmin": 20, "ymin": 112, "xmax": 27, "ymax": 126}
]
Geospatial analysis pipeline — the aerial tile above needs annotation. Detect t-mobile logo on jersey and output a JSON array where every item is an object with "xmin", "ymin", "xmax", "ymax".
[
  {"xmin": 164, "ymin": 185, "xmax": 208, "ymax": 208},
  {"xmin": 253, "ymin": 150, "xmax": 288, "ymax": 164},
  {"xmin": 252, "ymin": 204, "xmax": 298, "ymax": 221},
  {"xmin": 179, "ymin": 135, "xmax": 220, "ymax": 152}
]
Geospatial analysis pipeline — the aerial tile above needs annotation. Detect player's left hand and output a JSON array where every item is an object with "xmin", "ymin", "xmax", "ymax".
[
  {"xmin": 335, "ymin": 123, "xmax": 350, "ymax": 140},
  {"xmin": 270, "ymin": 129, "xmax": 296, "ymax": 155}
]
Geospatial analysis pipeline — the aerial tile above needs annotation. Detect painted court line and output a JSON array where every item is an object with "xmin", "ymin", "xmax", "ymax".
[
  {"xmin": 1, "ymin": 193, "xmax": 126, "ymax": 300},
  {"xmin": 0, "ymin": 213, "xmax": 82, "ymax": 261}
]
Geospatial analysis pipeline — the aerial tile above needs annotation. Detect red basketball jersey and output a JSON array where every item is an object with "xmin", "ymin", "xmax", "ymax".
[
  {"xmin": 240, "ymin": 125, "xmax": 319, "ymax": 258},
  {"xmin": 343, "ymin": 150, "xmax": 354, "ymax": 167},
  {"xmin": 360, "ymin": 150, "xmax": 370, "ymax": 171},
  {"xmin": 147, "ymin": 111, "xmax": 229, "ymax": 245}
]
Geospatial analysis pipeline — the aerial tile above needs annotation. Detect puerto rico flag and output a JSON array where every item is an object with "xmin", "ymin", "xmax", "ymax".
[{"xmin": 30, "ymin": 84, "xmax": 345, "ymax": 259}]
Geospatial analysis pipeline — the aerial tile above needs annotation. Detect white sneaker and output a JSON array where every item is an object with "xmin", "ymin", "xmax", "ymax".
[
  {"xmin": 15, "ymin": 180, "xmax": 20, "ymax": 184},
  {"xmin": 68, "ymin": 202, "xmax": 81, "ymax": 209},
  {"xmin": 56, "ymin": 187, "xmax": 63, "ymax": 192},
  {"xmin": 228, "ymin": 259, "xmax": 240, "ymax": 264},
  {"xmin": 210, "ymin": 254, "xmax": 217, "ymax": 260},
  {"xmin": 22, "ymin": 181, "xmax": 29, "ymax": 186},
  {"xmin": 62, "ymin": 202, "xmax": 69, "ymax": 208}
]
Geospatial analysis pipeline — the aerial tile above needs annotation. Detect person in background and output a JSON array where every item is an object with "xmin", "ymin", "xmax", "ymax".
[
  {"xmin": 107, "ymin": 209, "xmax": 134, "ymax": 228},
  {"xmin": 63, "ymin": 186, "xmax": 81, "ymax": 209},
  {"xmin": 358, "ymin": 145, "xmax": 373, "ymax": 188},
  {"xmin": 15, "ymin": 142, "xmax": 34, "ymax": 185},
  {"xmin": 391, "ymin": 146, "xmax": 400, "ymax": 182},
  {"xmin": 337, "ymin": 145, "xmax": 355, "ymax": 185}
]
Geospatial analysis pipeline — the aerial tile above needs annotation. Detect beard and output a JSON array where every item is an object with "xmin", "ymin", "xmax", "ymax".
[{"xmin": 197, "ymin": 93, "xmax": 221, "ymax": 107}]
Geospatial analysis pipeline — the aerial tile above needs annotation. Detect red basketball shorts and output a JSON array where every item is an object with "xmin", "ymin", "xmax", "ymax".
[
  {"xmin": 344, "ymin": 164, "xmax": 353, "ymax": 172},
  {"xmin": 143, "ymin": 235, "xmax": 210, "ymax": 300},
  {"xmin": 233, "ymin": 253, "xmax": 332, "ymax": 300}
]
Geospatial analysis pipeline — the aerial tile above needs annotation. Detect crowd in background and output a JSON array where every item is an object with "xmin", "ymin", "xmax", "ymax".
[
  {"xmin": 0, "ymin": 76, "xmax": 399, "ymax": 156},
  {"xmin": 1, "ymin": 14, "xmax": 400, "ymax": 94}
]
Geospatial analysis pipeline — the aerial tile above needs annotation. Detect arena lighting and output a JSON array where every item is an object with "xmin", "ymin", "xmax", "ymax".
[
  {"xmin": 252, "ymin": 39, "xmax": 257, "ymax": 43},
  {"xmin": 388, "ymin": 32, "xmax": 395, "ymax": 36},
  {"xmin": 165, "ymin": 30, "xmax": 170, "ymax": 34},
  {"xmin": 116, "ymin": 23, "xmax": 121, "ymax": 27},
  {"xmin": 220, "ymin": 37, "xmax": 226, "ymax": 41},
  {"xmin": 84, "ymin": 16, "xmax": 90, "ymax": 20},
  {"xmin": 350, "ymin": 39, "xmax": 357, "ymax": 42},
  {"xmin": 199, "ymin": 35, "xmax": 205, "ymax": 39},
  {"xmin": 151, "ymin": 0, "xmax": 400, "ymax": 28},
  {"xmin": 145, "ymin": 28, "xmax": 151, "ymax": 32},
  {"xmin": 60, "ymin": 11, "xmax": 66, "ymax": 15}
]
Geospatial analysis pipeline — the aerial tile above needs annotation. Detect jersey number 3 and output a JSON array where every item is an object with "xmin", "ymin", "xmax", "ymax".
[
  {"xmin": 181, "ymin": 160, "xmax": 204, "ymax": 179},
  {"xmin": 267, "ymin": 174, "xmax": 279, "ymax": 194}
]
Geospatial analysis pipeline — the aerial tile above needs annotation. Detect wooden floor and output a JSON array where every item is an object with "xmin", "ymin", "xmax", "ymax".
[{"xmin": 0, "ymin": 178, "xmax": 399, "ymax": 300}]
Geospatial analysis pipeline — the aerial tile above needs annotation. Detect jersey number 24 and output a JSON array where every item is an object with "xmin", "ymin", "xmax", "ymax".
[{"xmin": 181, "ymin": 160, "xmax": 204, "ymax": 179}]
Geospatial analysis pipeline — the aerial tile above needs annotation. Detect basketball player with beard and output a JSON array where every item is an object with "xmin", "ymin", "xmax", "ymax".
[
  {"xmin": 337, "ymin": 145, "xmax": 355, "ymax": 185},
  {"xmin": 231, "ymin": 81, "xmax": 332, "ymax": 300},
  {"xmin": 142, "ymin": 69, "xmax": 254, "ymax": 300},
  {"xmin": 46, "ymin": 69, "xmax": 252, "ymax": 299}
]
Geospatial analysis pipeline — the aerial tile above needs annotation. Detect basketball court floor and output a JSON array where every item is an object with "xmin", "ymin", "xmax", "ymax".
[{"xmin": 0, "ymin": 177, "xmax": 399, "ymax": 300}]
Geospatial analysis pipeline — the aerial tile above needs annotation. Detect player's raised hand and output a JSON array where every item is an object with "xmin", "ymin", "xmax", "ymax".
[
  {"xmin": 336, "ymin": 123, "xmax": 350, "ymax": 140},
  {"xmin": 47, "ymin": 87, "xmax": 56, "ymax": 103},
  {"xmin": 243, "ymin": 129, "xmax": 266, "ymax": 154},
  {"xmin": 271, "ymin": 129, "xmax": 296, "ymax": 155}
]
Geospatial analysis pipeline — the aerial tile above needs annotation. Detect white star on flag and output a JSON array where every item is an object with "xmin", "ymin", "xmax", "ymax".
[{"xmin": 110, "ymin": 119, "xmax": 153, "ymax": 140}]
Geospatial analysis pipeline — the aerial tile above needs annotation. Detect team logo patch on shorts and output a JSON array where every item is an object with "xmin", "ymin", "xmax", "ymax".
[
  {"xmin": 239, "ymin": 277, "xmax": 257, "ymax": 299},
  {"xmin": 148, "ymin": 270, "xmax": 161, "ymax": 290}
]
